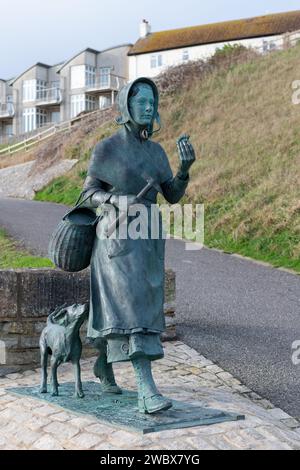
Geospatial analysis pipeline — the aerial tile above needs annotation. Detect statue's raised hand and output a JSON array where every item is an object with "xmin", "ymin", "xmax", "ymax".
[{"xmin": 176, "ymin": 134, "xmax": 196, "ymax": 178}]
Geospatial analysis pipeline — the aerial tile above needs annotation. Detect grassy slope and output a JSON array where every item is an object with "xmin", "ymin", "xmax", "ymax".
[
  {"xmin": 35, "ymin": 45, "xmax": 300, "ymax": 272},
  {"xmin": 0, "ymin": 228, "xmax": 53, "ymax": 269}
]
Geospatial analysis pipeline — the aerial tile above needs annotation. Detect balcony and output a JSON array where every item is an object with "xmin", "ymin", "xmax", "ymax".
[
  {"xmin": 35, "ymin": 87, "xmax": 62, "ymax": 106},
  {"xmin": 0, "ymin": 102, "xmax": 15, "ymax": 119},
  {"xmin": 85, "ymin": 73, "xmax": 127, "ymax": 93}
]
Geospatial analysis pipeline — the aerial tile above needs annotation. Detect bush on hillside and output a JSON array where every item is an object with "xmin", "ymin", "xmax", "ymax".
[{"xmin": 156, "ymin": 44, "xmax": 258, "ymax": 95}]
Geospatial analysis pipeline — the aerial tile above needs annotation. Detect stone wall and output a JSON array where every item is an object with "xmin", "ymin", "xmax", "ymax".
[{"xmin": 0, "ymin": 268, "xmax": 176, "ymax": 375}]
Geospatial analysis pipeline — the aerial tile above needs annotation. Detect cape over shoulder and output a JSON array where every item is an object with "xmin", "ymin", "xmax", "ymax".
[
  {"xmin": 87, "ymin": 132, "xmax": 124, "ymax": 182},
  {"xmin": 88, "ymin": 130, "xmax": 173, "ymax": 188}
]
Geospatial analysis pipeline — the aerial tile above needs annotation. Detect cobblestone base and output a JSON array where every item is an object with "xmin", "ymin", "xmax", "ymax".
[{"xmin": 0, "ymin": 341, "xmax": 299, "ymax": 450}]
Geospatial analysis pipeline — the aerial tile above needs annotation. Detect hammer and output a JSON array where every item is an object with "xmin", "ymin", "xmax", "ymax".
[{"xmin": 105, "ymin": 173, "xmax": 162, "ymax": 238}]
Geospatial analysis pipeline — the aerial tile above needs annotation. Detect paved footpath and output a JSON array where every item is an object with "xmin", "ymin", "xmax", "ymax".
[{"xmin": 0, "ymin": 341, "xmax": 300, "ymax": 450}]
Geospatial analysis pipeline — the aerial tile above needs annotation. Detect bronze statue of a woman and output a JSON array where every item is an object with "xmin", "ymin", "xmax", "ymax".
[{"xmin": 82, "ymin": 77, "xmax": 195, "ymax": 414}]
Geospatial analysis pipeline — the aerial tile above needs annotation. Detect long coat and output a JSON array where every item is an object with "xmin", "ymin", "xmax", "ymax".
[{"xmin": 82, "ymin": 125, "xmax": 189, "ymax": 340}]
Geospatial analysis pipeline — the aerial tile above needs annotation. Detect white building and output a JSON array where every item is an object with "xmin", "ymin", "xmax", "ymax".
[{"xmin": 128, "ymin": 11, "xmax": 300, "ymax": 79}]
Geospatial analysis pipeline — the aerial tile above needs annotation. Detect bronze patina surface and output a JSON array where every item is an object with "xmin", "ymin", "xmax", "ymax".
[{"xmin": 8, "ymin": 381, "xmax": 244, "ymax": 434}]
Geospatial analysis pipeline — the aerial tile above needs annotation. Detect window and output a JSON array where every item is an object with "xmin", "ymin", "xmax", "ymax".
[
  {"xmin": 36, "ymin": 80, "xmax": 47, "ymax": 100},
  {"xmin": 23, "ymin": 80, "xmax": 36, "ymax": 102},
  {"xmin": 6, "ymin": 95, "xmax": 14, "ymax": 114},
  {"xmin": 36, "ymin": 108, "xmax": 48, "ymax": 128},
  {"xmin": 99, "ymin": 95, "xmax": 111, "ymax": 109},
  {"xmin": 51, "ymin": 111, "xmax": 60, "ymax": 123},
  {"xmin": 71, "ymin": 65, "xmax": 85, "ymax": 89},
  {"xmin": 51, "ymin": 81, "xmax": 61, "ymax": 101},
  {"xmin": 182, "ymin": 50, "xmax": 189, "ymax": 61},
  {"xmin": 4, "ymin": 124, "xmax": 13, "ymax": 136},
  {"xmin": 23, "ymin": 108, "xmax": 36, "ymax": 132},
  {"xmin": 71, "ymin": 94, "xmax": 96, "ymax": 118},
  {"xmin": 71, "ymin": 65, "xmax": 97, "ymax": 89},
  {"xmin": 150, "ymin": 55, "xmax": 157, "ymax": 68},
  {"xmin": 263, "ymin": 40, "xmax": 277, "ymax": 53},
  {"xmin": 85, "ymin": 95, "xmax": 96, "ymax": 111},
  {"xmin": 150, "ymin": 54, "xmax": 163, "ymax": 68},
  {"xmin": 85, "ymin": 66, "xmax": 96, "ymax": 87},
  {"xmin": 71, "ymin": 94, "xmax": 85, "ymax": 117},
  {"xmin": 23, "ymin": 108, "xmax": 47, "ymax": 132},
  {"xmin": 99, "ymin": 68, "xmax": 111, "ymax": 88}
]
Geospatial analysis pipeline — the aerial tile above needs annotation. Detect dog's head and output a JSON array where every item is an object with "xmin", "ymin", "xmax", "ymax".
[{"xmin": 48, "ymin": 303, "xmax": 89, "ymax": 329}]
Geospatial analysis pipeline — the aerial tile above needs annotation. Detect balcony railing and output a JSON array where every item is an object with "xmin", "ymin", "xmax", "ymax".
[
  {"xmin": 0, "ymin": 102, "xmax": 15, "ymax": 119},
  {"xmin": 85, "ymin": 73, "xmax": 127, "ymax": 93},
  {"xmin": 35, "ymin": 87, "xmax": 62, "ymax": 106}
]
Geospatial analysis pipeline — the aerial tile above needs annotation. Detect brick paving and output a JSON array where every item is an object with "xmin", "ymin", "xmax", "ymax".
[{"xmin": 0, "ymin": 341, "xmax": 299, "ymax": 450}]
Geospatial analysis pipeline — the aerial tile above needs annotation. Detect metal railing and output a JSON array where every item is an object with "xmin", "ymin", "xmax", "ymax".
[
  {"xmin": 0, "ymin": 121, "xmax": 57, "ymax": 146},
  {"xmin": 86, "ymin": 73, "xmax": 126, "ymax": 92},
  {"xmin": 35, "ymin": 87, "xmax": 62, "ymax": 105},
  {"xmin": 0, "ymin": 107, "xmax": 114, "ymax": 157},
  {"xmin": 0, "ymin": 122, "xmax": 71, "ymax": 156},
  {"xmin": 0, "ymin": 102, "xmax": 15, "ymax": 118}
]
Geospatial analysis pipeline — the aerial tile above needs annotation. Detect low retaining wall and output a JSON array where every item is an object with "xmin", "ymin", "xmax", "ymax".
[{"xmin": 0, "ymin": 268, "xmax": 176, "ymax": 375}]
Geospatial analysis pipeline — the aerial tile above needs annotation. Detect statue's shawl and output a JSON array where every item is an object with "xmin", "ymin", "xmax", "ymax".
[{"xmin": 87, "ymin": 128, "xmax": 173, "ymax": 198}]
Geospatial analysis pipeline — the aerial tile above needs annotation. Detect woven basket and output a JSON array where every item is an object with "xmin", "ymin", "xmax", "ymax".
[{"xmin": 48, "ymin": 193, "xmax": 99, "ymax": 272}]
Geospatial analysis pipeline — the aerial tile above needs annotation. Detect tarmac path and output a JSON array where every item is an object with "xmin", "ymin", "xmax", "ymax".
[{"xmin": 0, "ymin": 196, "xmax": 299, "ymax": 419}]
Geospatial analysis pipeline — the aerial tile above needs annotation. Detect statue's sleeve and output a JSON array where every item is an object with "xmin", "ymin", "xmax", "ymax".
[
  {"xmin": 158, "ymin": 144, "xmax": 190, "ymax": 204},
  {"xmin": 81, "ymin": 175, "xmax": 113, "ymax": 209},
  {"xmin": 80, "ymin": 141, "xmax": 114, "ymax": 209}
]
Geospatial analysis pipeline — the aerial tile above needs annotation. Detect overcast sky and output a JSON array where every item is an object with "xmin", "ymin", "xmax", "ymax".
[{"xmin": 1, "ymin": 0, "xmax": 299, "ymax": 78}]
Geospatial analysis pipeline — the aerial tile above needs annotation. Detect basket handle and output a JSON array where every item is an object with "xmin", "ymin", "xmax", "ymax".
[{"xmin": 62, "ymin": 189, "xmax": 102, "ymax": 221}]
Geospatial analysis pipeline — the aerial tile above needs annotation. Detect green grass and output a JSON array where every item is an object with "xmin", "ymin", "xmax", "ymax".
[
  {"xmin": 166, "ymin": 210, "xmax": 300, "ymax": 273},
  {"xmin": 0, "ymin": 228, "xmax": 54, "ymax": 269},
  {"xmin": 35, "ymin": 175, "xmax": 81, "ymax": 206},
  {"xmin": 204, "ymin": 228, "xmax": 300, "ymax": 273}
]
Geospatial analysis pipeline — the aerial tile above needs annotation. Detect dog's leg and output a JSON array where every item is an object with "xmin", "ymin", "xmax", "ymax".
[
  {"xmin": 40, "ymin": 346, "xmax": 48, "ymax": 393},
  {"xmin": 50, "ymin": 357, "xmax": 59, "ymax": 396},
  {"xmin": 73, "ymin": 359, "xmax": 84, "ymax": 398}
]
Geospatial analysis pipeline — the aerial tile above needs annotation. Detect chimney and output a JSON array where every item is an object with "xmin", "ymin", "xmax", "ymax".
[{"xmin": 140, "ymin": 19, "xmax": 151, "ymax": 38}]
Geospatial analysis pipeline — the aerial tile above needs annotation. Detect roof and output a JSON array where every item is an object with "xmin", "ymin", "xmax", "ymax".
[
  {"xmin": 57, "ymin": 44, "xmax": 133, "ymax": 72},
  {"xmin": 128, "ymin": 10, "xmax": 300, "ymax": 55},
  {"xmin": 10, "ymin": 63, "xmax": 52, "ymax": 85},
  {"xmin": 0, "ymin": 77, "xmax": 15, "ymax": 85},
  {"xmin": 57, "ymin": 48, "xmax": 100, "ymax": 73},
  {"xmin": 100, "ymin": 43, "xmax": 133, "ymax": 54}
]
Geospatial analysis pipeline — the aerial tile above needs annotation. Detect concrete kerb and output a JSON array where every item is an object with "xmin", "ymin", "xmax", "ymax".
[{"xmin": 169, "ymin": 234, "xmax": 300, "ymax": 276}]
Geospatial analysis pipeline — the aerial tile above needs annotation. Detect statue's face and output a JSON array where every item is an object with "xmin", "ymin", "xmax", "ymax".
[{"xmin": 128, "ymin": 85, "xmax": 155, "ymax": 127}]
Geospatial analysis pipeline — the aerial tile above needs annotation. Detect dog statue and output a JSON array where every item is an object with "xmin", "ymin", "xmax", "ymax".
[{"xmin": 39, "ymin": 303, "xmax": 89, "ymax": 398}]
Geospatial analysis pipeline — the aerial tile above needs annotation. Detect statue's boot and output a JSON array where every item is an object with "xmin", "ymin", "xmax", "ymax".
[
  {"xmin": 93, "ymin": 351, "xmax": 122, "ymax": 394},
  {"xmin": 132, "ymin": 356, "xmax": 172, "ymax": 414}
]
